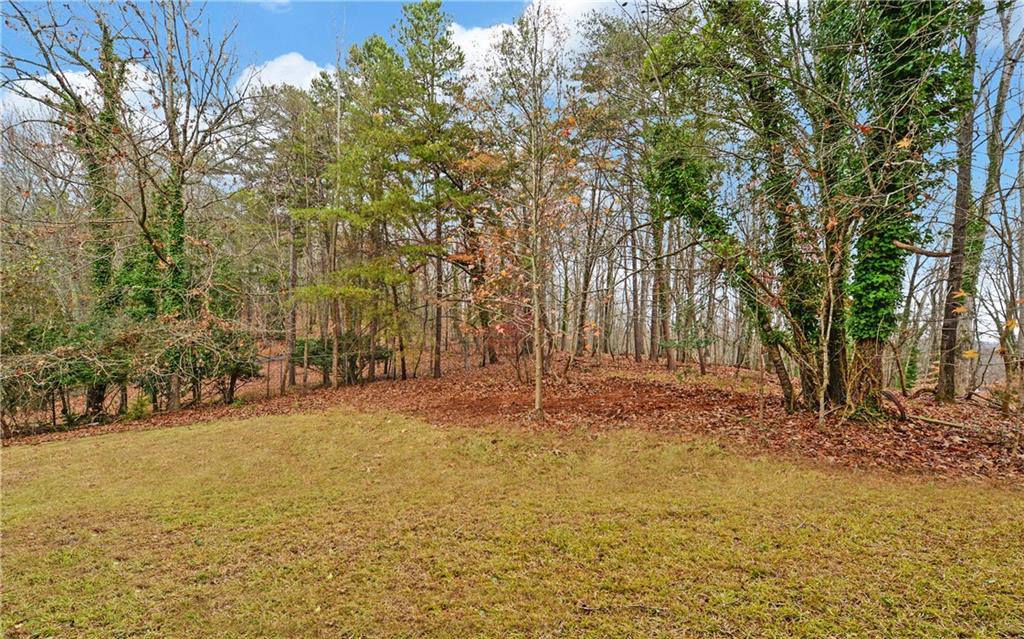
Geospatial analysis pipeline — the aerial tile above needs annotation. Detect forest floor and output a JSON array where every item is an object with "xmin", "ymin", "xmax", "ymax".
[
  {"xmin": 3, "ymin": 406, "xmax": 1022, "ymax": 637},
  {"xmin": 7, "ymin": 356, "xmax": 1023, "ymax": 481}
]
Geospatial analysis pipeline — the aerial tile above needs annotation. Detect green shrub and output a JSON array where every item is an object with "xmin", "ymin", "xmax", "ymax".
[{"xmin": 126, "ymin": 395, "xmax": 150, "ymax": 421}]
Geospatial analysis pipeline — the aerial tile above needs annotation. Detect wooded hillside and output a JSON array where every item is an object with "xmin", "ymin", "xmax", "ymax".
[{"xmin": 2, "ymin": 0, "xmax": 1022, "ymax": 435}]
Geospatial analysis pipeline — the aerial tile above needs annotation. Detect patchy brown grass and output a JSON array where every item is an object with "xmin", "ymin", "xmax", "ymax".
[{"xmin": 3, "ymin": 408, "xmax": 1023, "ymax": 637}]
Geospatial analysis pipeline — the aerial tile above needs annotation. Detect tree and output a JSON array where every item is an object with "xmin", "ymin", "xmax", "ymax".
[
  {"xmin": 847, "ymin": 0, "xmax": 974, "ymax": 411},
  {"xmin": 324, "ymin": 36, "xmax": 413, "ymax": 384},
  {"xmin": 487, "ymin": 2, "xmax": 572, "ymax": 416},
  {"xmin": 396, "ymin": 0, "xmax": 470, "ymax": 379},
  {"xmin": 3, "ymin": 4, "xmax": 130, "ymax": 416},
  {"xmin": 937, "ymin": 13, "xmax": 980, "ymax": 401}
]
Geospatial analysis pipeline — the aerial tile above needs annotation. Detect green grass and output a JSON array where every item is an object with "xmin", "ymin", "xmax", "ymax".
[{"xmin": 2, "ymin": 409, "xmax": 1022, "ymax": 638}]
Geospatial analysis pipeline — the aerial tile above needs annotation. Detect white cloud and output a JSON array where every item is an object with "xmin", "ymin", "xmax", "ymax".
[
  {"xmin": 450, "ymin": 22, "xmax": 513, "ymax": 80},
  {"xmin": 544, "ymin": 0, "xmax": 616, "ymax": 27},
  {"xmin": 1, "ymin": 62, "xmax": 160, "ymax": 126},
  {"xmin": 448, "ymin": 0, "xmax": 616, "ymax": 86},
  {"xmin": 235, "ymin": 52, "xmax": 327, "ymax": 94},
  {"xmin": 0, "ymin": 70, "xmax": 93, "ymax": 123},
  {"xmin": 540, "ymin": 0, "xmax": 617, "ymax": 59},
  {"xmin": 259, "ymin": 0, "xmax": 292, "ymax": 13}
]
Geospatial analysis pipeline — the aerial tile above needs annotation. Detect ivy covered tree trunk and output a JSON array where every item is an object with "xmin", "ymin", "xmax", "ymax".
[
  {"xmin": 849, "ymin": 223, "xmax": 913, "ymax": 409},
  {"xmin": 159, "ymin": 166, "xmax": 188, "ymax": 411},
  {"xmin": 848, "ymin": 0, "xmax": 974, "ymax": 413},
  {"xmin": 712, "ymin": 0, "xmax": 821, "ymax": 408},
  {"xmin": 65, "ymin": 22, "xmax": 127, "ymax": 419},
  {"xmin": 82, "ymin": 162, "xmax": 115, "ymax": 418},
  {"xmin": 160, "ymin": 166, "xmax": 188, "ymax": 316},
  {"xmin": 85, "ymin": 155, "xmax": 117, "ymax": 309},
  {"xmin": 82, "ymin": 23, "xmax": 123, "ymax": 310}
]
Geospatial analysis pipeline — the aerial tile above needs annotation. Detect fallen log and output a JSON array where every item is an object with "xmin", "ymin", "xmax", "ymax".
[{"xmin": 908, "ymin": 414, "xmax": 973, "ymax": 430}]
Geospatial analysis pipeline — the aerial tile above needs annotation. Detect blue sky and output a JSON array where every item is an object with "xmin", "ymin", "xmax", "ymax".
[
  {"xmin": 207, "ymin": 1, "xmax": 524, "ymax": 70},
  {"xmin": 193, "ymin": 0, "xmax": 610, "ymax": 90},
  {"xmin": 1, "ymin": 0, "xmax": 609, "ymax": 93},
  {"xmin": 1, "ymin": 0, "xmax": 614, "ymax": 112}
]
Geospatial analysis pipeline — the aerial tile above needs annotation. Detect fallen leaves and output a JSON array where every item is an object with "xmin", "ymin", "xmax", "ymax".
[{"xmin": 7, "ymin": 357, "xmax": 1022, "ymax": 481}]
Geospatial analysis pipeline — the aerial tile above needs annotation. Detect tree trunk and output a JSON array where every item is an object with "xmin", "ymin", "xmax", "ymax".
[
  {"xmin": 654, "ymin": 219, "xmax": 675, "ymax": 370},
  {"xmin": 630, "ymin": 206, "xmax": 644, "ymax": 362},
  {"xmin": 331, "ymin": 302, "xmax": 340, "ymax": 388},
  {"xmin": 302, "ymin": 316, "xmax": 310, "ymax": 389},
  {"xmin": 85, "ymin": 383, "xmax": 106, "ymax": 418},
  {"xmin": 60, "ymin": 388, "xmax": 72, "ymax": 422},
  {"xmin": 962, "ymin": 7, "xmax": 1021, "ymax": 297},
  {"xmin": 168, "ymin": 374, "xmax": 180, "ymax": 411},
  {"xmin": 391, "ymin": 285, "xmax": 408, "ymax": 380},
  {"xmin": 937, "ymin": 21, "xmax": 978, "ymax": 402},
  {"xmin": 823, "ymin": 218, "xmax": 850, "ymax": 406},
  {"xmin": 765, "ymin": 340, "xmax": 796, "ymax": 412},
  {"xmin": 223, "ymin": 373, "xmax": 238, "ymax": 405},
  {"xmin": 850, "ymin": 339, "xmax": 884, "ymax": 413},
  {"xmin": 649, "ymin": 221, "xmax": 662, "ymax": 362},
  {"xmin": 532, "ymin": 250, "xmax": 544, "ymax": 416},
  {"xmin": 602, "ymin": 252, "xmax": 615, "ymax": 355},
  {"xmin": 432, "ymin": 210, "xmax": 443, "ymax": 378},
  {"xmin": 369, "ymin": 319, "xmax": 379, "ymax": 382},
  {"xmin": 574, "ymin": 261, "xmax": 594, "ymax": 356},
  {"xmin": 284, "ymin": 216, "xmax": 298, "ymax": 391}
]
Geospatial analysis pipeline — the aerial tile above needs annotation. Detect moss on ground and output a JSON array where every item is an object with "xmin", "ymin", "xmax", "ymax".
[{"xmin": 2, "ymin": 409, "xmax": 1022, "ymax": 637}]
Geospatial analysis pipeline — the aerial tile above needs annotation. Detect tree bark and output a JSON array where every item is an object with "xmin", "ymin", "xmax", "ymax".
[
  {"xmin": 629, "ymin": 204, "xmax": 644, "ymax": 362},
  {"xmin": 937, "ymin": 21, "xmax": 978, "ymax": 402},
  {"xmin": 649, "ymin": 220, "xmax": 662, "ymax": 363},
  {"xmin": 168, "ymin": 374, "xmax": 180, "ymax": 412},
  {"xmin": 850, "ymin": 339, "xmax": 884, "ymax": 413},
  {"xmin": 432, "ymin": 208, "xmax": 443, "ymax": 379},
  {"xmin": 284, "ymin": 215, "xmax": 298, "ymax": 392},
  {"xmin": 85, "ymin": 383, "xmax": 107, "ymax": 418}
]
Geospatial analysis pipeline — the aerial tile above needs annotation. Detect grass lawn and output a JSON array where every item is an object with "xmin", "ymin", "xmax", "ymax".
[{"xmin": 2, "ymin": 409, "xmax": 1022, "ymax": 638}]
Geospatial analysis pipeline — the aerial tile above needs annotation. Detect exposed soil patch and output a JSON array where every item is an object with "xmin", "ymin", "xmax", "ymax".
[{"xmin": 6, "ymin": 357, "xmax": 1022, "ymax": 481}]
